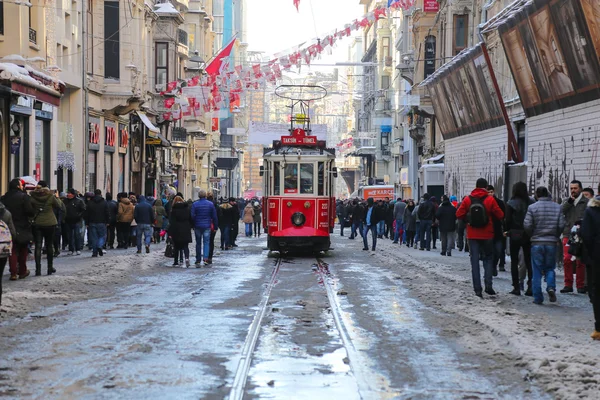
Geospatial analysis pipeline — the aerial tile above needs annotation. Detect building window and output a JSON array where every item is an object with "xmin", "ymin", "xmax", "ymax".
[
  {"xmin": 155, "ymin": 42, "xmax": 168, "ymax": 85},
  {"xmin": 104, "ymin": 1, "xmax": 120, "ymax": 80},
  {"xmin": 453, "ymin": 15, "xmax": 468, "ymax": 55},
  {"xmin": 382, "ymin": 36, "xmax": 390, "ymax": 58},
  {"xmin": 0, "ymin": 1, "xmax": 4, "ymax": 35}
]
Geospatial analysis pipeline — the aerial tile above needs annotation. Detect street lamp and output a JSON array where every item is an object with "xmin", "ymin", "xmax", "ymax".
[{"xmin": 189, "ymin": 50, "xmax": 206, "ymax": 73}]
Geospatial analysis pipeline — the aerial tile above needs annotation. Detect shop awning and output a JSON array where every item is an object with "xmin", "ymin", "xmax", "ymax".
[
  {"xmin": 214, "ymin": 157, "xmax": 239, "ymax": 170},
  {"xmin": 136, "ymin": 111, "xmax": 159, "ymax": 135},
  {"xmin": 146, "ymin": 133, "xmax": 171, "ymax": 147}
]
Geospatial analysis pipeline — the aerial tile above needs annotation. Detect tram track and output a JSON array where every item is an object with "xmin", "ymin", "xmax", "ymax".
[{"xmin": 229, "ymin": 256, "xmax": 379, "ymax": 400}]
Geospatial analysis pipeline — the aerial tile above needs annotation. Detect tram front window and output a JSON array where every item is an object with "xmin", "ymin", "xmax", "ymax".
[
  {"xmin": 284, "ymin": 164, "xmax": 298, "ymax": 193},
  {"xmin": 300, "ymin": 163, "xmax": 314, "ymax": 194}
]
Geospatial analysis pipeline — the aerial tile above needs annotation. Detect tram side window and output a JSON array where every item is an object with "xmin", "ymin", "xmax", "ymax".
[
  {"xmin": 318, "ymin": 162, "xmax": 324, "ymax": 196},
  {"xmin": 284, "ymin": 164, "xmax": 298, "ymax": 193},
  {"xmin": 300, "ymin": 163, "xmax": 314, "ymax": 194},
  {"xmin": 274, "ymin": 162, "xmax": 281, "ymax": 195}
]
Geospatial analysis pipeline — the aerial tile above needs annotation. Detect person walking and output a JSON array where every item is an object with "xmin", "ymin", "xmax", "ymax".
[
  {"xmin": 134, "ymin": 195, "xmax": 155, "ymax": 254},
  {"xmin": 152, "ymin": 199, "xmax": 167, "ymax": 244},
  {"xmin": 63, "ymin": 188, "xmax": 86, "ymax": 256},
  {"xmin": 53, "ymin": 194, "xmax": 66, "ymax": 257},
  {"xmin": 362, "ymin": 198, "xmax": 383, "ymax": 251},
  {"xmin": 581, "ymin": 183, "xmax": 600, "ymax": 340},
  {"xmin": 242, "ymin": 202, "xmax": 255, "ymax": 237},
  {"xmin": 219, "ymin": 200, "xmax": 234, "ymax": 250},
  {"xmin": 252, "ymin": 200, "xmax": 262, "ymax": 237},
  {"xmin": 436, "ymin": 195, "xmax": 457, "ymax": 256},
  {"xmin": 168, "ymin": 196, "xmax": 192, "ymax": 267},
  {"xmin": 417, "ymin": 193, "xmax": 436, "ymax": 251},
  {"xmin": 229, "ymin": 197, "xmax": 240, "ymax": 247},
  {"xmin": 1, "ymin": 179, "xmax": 34, "ymax": 280},
  {"xmin": 561, "ymin": 180, "xmax": 589, "ymax": 294},
  {"xmin": 487, "ymin": 185, "xmax": 507, "ymax": 275},
  {"xmin": 0, "ymin": 200, "xmax": 16, "ymax": 306},
  {"xmin": 524, "ymin": 186, "xmax": 565, "ymax": 305},
  {"xmin": 505, "ymin": 182, "xmax": 535, "ymax": 296},
  {"xmin": 86, "ymin": 189, "xmax": 110, "ymax": 257},
  {"xmin": 105, "ymin": 193, "xmax": 118, "ymax": 250},
  {"xmin": 430, "ymin": 196, "xmax": 440, "ymax": 249},
  {"xmin": 349, "ymin": 199, "xmax": 365, "ymax": 240},
  {"xmin": 207, "ymin": 192, "xmax": 218, "ymax": 263},
  {"xmin": 393, "ymin": 198, "xmax": 406, "ymax": 244},
  {"xmin": 456, "ymin": 178, "xmax": 504, "ymax": 297},
  {"xmin": 403, "ymin": 200, "xmax": 417, "ymax": 248},
  {"xmin": 29, "ymin": 181, "xmax": 66, "ymax": 276},
  {"xmin": 116, "ymin": 194, "xmax": 134, "ymax": 249},
  {"xmin": 191, "ymin": 190, "xmax": 218, "ymax": 266}
]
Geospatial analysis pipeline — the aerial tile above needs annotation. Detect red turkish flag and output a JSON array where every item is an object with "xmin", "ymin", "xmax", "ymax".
[
  {"xmin": 293, "ymin": 0, "xmax": 300, "ymax": 11},
  {"xmin": 205, "ymin": 37, "xmax": 237, "ymax": 77},
  {"xmin": 164, "ymin": 98, "xmax": 175, "ymax": 109},
  {"xmin": 211, "ymin": 117, "xmax": 219, "ymax": 132}
]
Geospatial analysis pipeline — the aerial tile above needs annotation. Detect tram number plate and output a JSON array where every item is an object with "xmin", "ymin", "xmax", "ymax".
[
  {"xmin": 269, "ymin": 202, "xmax": 276, "ymax": 208},
  {"xmin": 321, "ymin": 203, "xmax": 328, "ymax": 209}
]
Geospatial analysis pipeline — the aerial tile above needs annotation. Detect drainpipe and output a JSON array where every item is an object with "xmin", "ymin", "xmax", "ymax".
[{"xmin": 82, "ymin": 0, "xmax": 89, "ymax": 191}]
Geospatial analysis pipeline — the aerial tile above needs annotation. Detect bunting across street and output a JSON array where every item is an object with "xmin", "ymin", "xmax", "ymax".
[{"xmin": 160, "ymin": 0, "xmax": 418, "ymax": 121}]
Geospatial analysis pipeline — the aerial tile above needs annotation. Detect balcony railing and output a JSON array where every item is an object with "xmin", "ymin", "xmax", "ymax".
[
  {"xmin": 177, "ymin": 29, "xmax": 188, "ymax": 47},
  {"xmin": 172, "ymin": 127, "xmax": 188, "ymax": 142},
  {"xmin": 29, "ymin": 27, "xmax": 37, "ymax": 44}
]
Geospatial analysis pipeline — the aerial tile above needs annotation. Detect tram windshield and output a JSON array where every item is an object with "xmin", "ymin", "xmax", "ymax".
[
  {"xmin": 300, "ymin": 164, "xmax": 314, "ymax": 194},
  {"xmin": 284, "ymin": 164, "xmax": 298, "ymax": 193}
]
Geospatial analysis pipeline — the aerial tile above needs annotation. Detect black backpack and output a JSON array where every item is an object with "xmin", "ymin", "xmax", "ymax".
[{"xmin": 467, "ymin": 196, "xmax": 489, "ymax": 228}]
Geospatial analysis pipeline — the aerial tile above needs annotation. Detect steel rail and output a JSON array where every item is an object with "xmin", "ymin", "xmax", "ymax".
[
  {"xmin": 229, "ymin": 258, "xmax": 282, "ymax": 400},
  {"xmin": 315, "ymin": 258, "xmax": 377, "ymax": 399}
]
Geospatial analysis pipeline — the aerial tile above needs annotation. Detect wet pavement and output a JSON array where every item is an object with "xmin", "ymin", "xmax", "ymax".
[{"xmin": 0, "ymin": 232, "xmax": 548, "ymax": 399}]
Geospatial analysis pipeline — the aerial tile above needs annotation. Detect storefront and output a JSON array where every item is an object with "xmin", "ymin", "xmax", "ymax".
[
  {"xmin": 0, "ymin": 84, "xmax": 12, "ymax": 193},
  {"xmin": 87, "ymin": 116, "xmax": 101, "ymax": 192},
  {"xmin": 34, "ymin": 101, "xmax": 53, "ymax": 183},
  {"xmin": 118, "ymin": 123, "xmax": 129, "ymax": 193},
  {"xmin": 104, "ymin": 120, "xmax": 117, "ymax": 194},
  {"xmin": 8, "ymin": 95, "xmax": 32, "ymax": 180}
]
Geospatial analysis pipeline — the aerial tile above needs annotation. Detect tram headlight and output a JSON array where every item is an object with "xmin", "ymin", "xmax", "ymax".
[{"xmin": 291, "ymin": 212, "xmax": 306, "ymax": 227}]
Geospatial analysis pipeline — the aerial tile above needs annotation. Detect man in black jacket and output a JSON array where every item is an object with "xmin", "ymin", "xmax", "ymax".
[
  {"xmin": 436, "ymin": 195, "xmax": 457, "ymax": 256},
  {"xmin": 488, "ymin": 185, "xmax": 507, "ymax": 275},
  {"xmin": 105, "ymin": 192, "xmax": 118, "ymax": 250},
  {"xmin": 86, "ymin": 189, "xmax": 110, "ymax": 257},
  {"xmin": 63, "ymin": 188, "xmax": 86, "ymax": 255},
  {"xmin": 581, "ymin": 183, "xmax": 600, "ymax": 340},
  {"xmin": 349, "ymin": 199, "xmax": 365, "ymax": 239},
  {"xmin": 417, "ymin": 193, "xmax": 436, "ymax": 251},
  {"xmin": 1, "ymin": 179, "xmax": 34, "ymax": 279},
  {"xmin": 362, "ymin": 198, "xmax": 384, "ymax": 251}
]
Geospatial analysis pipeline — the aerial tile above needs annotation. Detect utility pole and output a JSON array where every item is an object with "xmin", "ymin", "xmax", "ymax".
[{"xmin": 82, "ymin": 0, "xmax": 89, "ymax": 191}]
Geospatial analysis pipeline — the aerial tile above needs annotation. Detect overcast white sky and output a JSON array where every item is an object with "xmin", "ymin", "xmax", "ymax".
[{"xmin": 245, "ymin": 0, "xmax": 365, "ymax": 66}]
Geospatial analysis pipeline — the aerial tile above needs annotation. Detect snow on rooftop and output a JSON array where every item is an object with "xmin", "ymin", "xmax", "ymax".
[
  {"xmin": 0, "ymin": 62, "xmax": 63, "ymax": 94},
  {"xmin": 154, "ymin": 2, "xmax": 180, "ymax": 15}
]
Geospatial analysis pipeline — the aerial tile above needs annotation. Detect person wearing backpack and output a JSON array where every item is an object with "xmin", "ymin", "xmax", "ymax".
[
  {"xmin": 0, "ymin": 200, "xmax": 16, "ymax": 306},
  {"xmin": 524, "ymin": 186, "xmax": 565, "ymax": 305},
  {"xmin": 456, "ymin": 178, "xmax": 504, "ymax": 298},
  {"xmin": 505, "ymin": 182, "xmax": 535, "ymax": 296},
  {"xmin": 29, "ymin": 181, "xmax": 66, "ymax": 276}
]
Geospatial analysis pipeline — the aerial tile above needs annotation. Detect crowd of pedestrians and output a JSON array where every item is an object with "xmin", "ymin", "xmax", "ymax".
[
  {"xmin": 0, "ymin": 177, "xmax": 264, "ymax": 307},
  {"xmin": 338, "ymin": 178, "xmax": 600, "ymax": 340}
]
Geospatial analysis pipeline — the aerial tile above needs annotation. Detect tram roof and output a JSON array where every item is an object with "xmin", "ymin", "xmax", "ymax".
[{"xmin": 263, "ymin": 146, "xmax": 336, "ymax": 158}]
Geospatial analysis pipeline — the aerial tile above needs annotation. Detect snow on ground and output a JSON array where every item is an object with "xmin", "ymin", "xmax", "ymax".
[{"xmin": 351, "ymin": 233, "xmax": 600, "ymax": 400}]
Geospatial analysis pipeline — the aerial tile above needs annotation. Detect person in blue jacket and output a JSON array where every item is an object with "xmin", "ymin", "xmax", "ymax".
[
  {"xmin": 134, "ymin": 195, "xmax": 155, "ymax": 254},
  {"xmin": 191, "ymin": 189, "xmax": 218, "ymax": 267}
]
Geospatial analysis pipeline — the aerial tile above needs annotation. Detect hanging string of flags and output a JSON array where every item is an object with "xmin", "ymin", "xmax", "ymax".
[{"xmin": 159, "ymin": 1, "xmax": 417, "ymax": 122}]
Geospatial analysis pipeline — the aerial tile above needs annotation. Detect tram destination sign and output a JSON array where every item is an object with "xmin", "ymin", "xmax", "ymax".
[{"xmin": 280, "ymin": 128, "xmax": 318, "ymax": 146}]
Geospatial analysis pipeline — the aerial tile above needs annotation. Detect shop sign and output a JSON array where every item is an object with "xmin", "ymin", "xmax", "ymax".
[
  {"xmin": 89, "ymin": 119, "xmax": 101, "ymax": 150},
  {"xmin": 424, "ymin": 0, "xmax": 439, "ymax": 12},
  {"xmin": 105, "ymin": 122, "xmax": 116, "ymax": 153},
  {"xmin": 119, "ymin": 124, "xmax": 129, "ymax": 154},
  {"xmin": 146, "ymin": 137, "xmax": 162, "ymax": 145}
]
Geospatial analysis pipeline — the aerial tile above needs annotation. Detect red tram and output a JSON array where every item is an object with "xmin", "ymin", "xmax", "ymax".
[{"xmin": 261, "ymin": 85, "xmax": 337, "ymax": 253}]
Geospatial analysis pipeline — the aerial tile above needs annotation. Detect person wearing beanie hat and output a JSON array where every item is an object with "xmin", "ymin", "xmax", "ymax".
[{"xmin": 64, "ymin": 188, "xmax": 86, "ymax": 255}]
